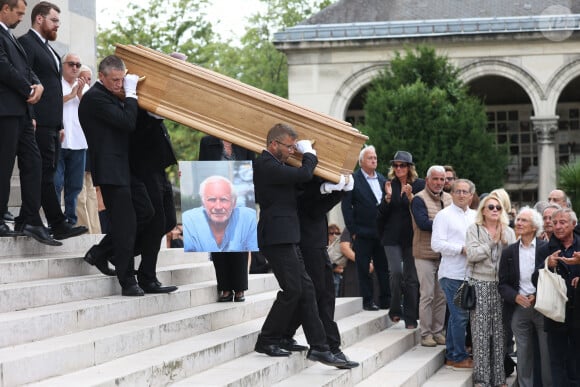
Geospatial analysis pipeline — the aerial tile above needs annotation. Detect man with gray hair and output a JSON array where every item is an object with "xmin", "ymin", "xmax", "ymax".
[
  {"xmin": 182, "ymin": 175, "xmax": 257, "ymax": 252},
  {"xmin": 499, "ymin": 207, "xmax": 552, "ymax": 387},
  {"xmin": 341, "ymin": 145, "xmax": 391, "ymax": 311},
  {"xmin": 410, "ymin": 165, "xmax": 451, "ymax": 347}
]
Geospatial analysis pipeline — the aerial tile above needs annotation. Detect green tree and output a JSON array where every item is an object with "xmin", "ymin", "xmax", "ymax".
[
  {"xmin": 558, "ymin": 160, "xmax": 580, "ymax": 212},
  {"xmin": 362, "ymin": 45, "xmax": 507, "ymax": 193}
]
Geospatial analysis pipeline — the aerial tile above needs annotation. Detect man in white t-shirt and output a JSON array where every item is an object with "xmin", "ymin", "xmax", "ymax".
[
  {"xmin": 431, "ymin": 178, "xmax": 476, "ymax": 371},
  {"xmin": 55, "ymin": 53, "xmax": 88, "ymax": 225}
]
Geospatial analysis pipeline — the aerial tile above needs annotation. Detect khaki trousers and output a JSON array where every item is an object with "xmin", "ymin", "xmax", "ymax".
[{"xmin": 415, "ymin": 258, "xmax": 446, "ymax": 337}]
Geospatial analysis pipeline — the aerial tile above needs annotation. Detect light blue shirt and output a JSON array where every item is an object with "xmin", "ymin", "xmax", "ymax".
[{"xmin": 183, "ymin": 206, "xmax": 258, "ymax": 252}]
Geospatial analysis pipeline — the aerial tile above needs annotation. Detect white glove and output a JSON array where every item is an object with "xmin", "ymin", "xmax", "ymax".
[
  {"xmin": 295, "ymin": 140, "xmax": 316, "ymax": 155},
  {"xmin": 123, "ymin": 74, "xmax": 139, "ymax": 99},
  {"xmin": 343, "ymin": 174, "xmax": 354, "ymax": 191},
  {"xmin": 320, "ymin": 175, "xmax": 346, "ymax": 194}
]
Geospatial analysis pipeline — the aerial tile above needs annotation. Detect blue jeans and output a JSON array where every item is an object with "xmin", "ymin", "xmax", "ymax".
[
  {"xmin": 439, "ymin": 277, "xmax": 470, "ymax": 362},
  {"xmin": 54, "ymin": 148, "xmax": 86, "ymax": 224}
]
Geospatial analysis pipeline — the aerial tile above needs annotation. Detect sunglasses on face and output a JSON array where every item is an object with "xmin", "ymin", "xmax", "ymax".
[
  {"xmin": 328, "ymin": 232, "xmax": 341, "ymax": 236},
  {"xmin": 487, "ymin": 204, "xmax": 502, "ymax": 211},
  {"xmin": 65, "ymin": 62, "xmax": 82, "ymax": 69},
  {"xmin": 392, "ymin": 163, "xmax": 408, "ymax": 169}
]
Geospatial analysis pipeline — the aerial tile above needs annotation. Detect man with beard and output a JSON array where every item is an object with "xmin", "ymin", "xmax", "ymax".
[
  {"xmin": 18, "ymin": 1, "xmax": 87, "ymax": 240},
  {"xmin": 182, "ymin": 175, "xmax": 258, "ymax": 252},
  {"xmin": 0, "ymin": 0, "xmax": 59, "ymax": 245}
]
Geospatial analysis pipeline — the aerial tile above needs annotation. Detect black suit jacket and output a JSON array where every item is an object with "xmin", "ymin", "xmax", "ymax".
[
  {"xmin": 129, "ymin": 109, "xmax": 177, "ymax": 175},
  {"xmin": 253, "ymin": 150, "xmax": 317, "ymax": 247},
  {"xmin": 298, "ymin": 176, "xmax": 345, "ymax": 249},
  {"xmin": 78, "ymin": 82, "xmax": 138, "ymax": 186},
  {"xmin": 18, "ymin": 30, "xmax": 62, "ymax": 128},
  {"xmin": 498, "ymin": 237, "xmax": 548, "ymax": 316},
  {"xmin": 198, "ymin": 135, "xmax": 255, "ymax": 161},
  {"xmin": 341, "ymin": 168, "xmax": 386, "ymax": 238},
  {"xmin": 0, "ymin": 27, "xmax": 39, "ymax": 117}
]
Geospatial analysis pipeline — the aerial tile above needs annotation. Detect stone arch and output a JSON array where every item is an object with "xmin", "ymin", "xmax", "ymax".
[
  {"xmin": 546, "ymin": 58, "xmax": 580, "ymax": 112},
  {"xmin": 329, "ymin": 64, "xmax": 386, "ymax": 120},
  {"xmin": 458, "ymin": 59, "xmax": 544, "ymax": 115}
]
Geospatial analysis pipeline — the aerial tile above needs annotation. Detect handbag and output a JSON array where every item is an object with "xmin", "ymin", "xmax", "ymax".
[
  {"xmin": 453, "ymin": 279, "xmax": 476, "ymax": 310},
  {"xmin": 534, "ymin": 257, "xmax": 568, "ymax": 323}
]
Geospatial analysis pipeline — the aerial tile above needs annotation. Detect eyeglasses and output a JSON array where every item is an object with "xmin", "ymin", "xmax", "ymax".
[
  {"xmin": 328, "ymin": 232, "xmax": 341, "ymax": 236},
  {"xmin": 445, "ymin": 177, "xmax": 455, "ymax": 181},
  {"xmin": 65, "ymin": 62, "xmax": 82, "ymax": 69},
  {"xmin": 487, "ymin": 204, "xmax": 502, "ymax": 211},
  {"xmin": 453, "ymin": 190, "xmax": 471, "ymax": 196},
  {"xmin": 275, "ymin": 140, "xmax": 295, "ymax": 151},
  {"xmin": 392, "ymin": 163, "xmax": 408, "ymax": 169}
]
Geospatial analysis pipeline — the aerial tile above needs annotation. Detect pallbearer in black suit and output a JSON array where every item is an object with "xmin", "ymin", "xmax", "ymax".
[
  {"xmin": 253, "ymin": 123, "xmax": 346, "ymax": 367},
  {"xmin": 283, "ymin": 175, "xmax": 359, "ymax": 368},
  {"xmin": 0, "ymin": 0, "xmax": 61, "ymax": 246},
  {"xmin": 78, "ymin": 55, "xmax": 143, "ymax": 296},
  {"xmin": 18, "ymin": 1, "xmax": 87, "ymax": 240}
]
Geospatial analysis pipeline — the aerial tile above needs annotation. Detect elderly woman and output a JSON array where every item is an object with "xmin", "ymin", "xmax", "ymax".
[
  {"xmin": 377, "ymin": 151, "xmax": 425, "ymax": 328},
  {"xmin": 498, "ymin": 207, "xmax": 552, "ymax": 387},
  {"xmin": 466, "ymin": 192, "xmax": 516, "ymax": 387}
]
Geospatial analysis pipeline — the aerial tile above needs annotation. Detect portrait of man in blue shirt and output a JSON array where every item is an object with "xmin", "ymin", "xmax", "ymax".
[{"xmin": 183, "ymin": 175, "xmax": 258, "ymax": 252}]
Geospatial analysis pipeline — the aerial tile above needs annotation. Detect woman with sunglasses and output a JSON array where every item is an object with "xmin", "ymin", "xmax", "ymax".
[
  {"xmin": 466, "ymin": 192, "xmax": 516, "ymax": 387},
  {"xmin": 377, "ymin": 151, "xmax": 425, "ymax": 328}
]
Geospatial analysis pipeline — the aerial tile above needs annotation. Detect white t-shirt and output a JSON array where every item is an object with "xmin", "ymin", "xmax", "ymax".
[{"xmin": 61, "ymin": 78, "xmax": 88, "ymax": 150}]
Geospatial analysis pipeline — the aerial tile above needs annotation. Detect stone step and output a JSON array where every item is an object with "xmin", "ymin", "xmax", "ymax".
[
  {"xmin": 354, "ymin": 342, "xmax": 445, "ymax": 387},
  {"xmin": 0, "ymin": 262, "xmax": 217, "ymax": 313},
  {"xmin": 421, "ymin": 366, "xmax": 473, "ymax": 387},
  {"xmin": 24, "ymin": 298, "xmax": 363, "ymax": 386},
  {"xmin": 0, "ymin": 273, "xmax": 277, "ymax": 348},
  {"xmin": 177, "ymin": 310, "xmax": 404, "ymax": 387}
]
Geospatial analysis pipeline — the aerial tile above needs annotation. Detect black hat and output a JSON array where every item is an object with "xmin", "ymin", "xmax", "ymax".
[{"xmin": 390, "ymin": 151, "xmax": 414, "ymax": 165}]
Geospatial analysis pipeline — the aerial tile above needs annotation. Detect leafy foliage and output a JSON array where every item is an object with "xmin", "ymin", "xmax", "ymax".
[
  {"xmin": 558, "ymin": 160, "xmax": 580, "ymax": 212},
  {"xmin": 362, "ymin": 45, "xmax": 507, "ymax": 193}
]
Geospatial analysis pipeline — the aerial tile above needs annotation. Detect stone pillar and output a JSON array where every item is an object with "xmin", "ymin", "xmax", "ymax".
[{"xmin": 532, "ymin": 116, "xmax": 558, "ymax": 202}]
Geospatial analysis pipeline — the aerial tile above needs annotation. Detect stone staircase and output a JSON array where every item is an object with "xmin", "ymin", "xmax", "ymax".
[{"xmin": 0, "ymin": 234, "xmax": 517, "ymax": 386}]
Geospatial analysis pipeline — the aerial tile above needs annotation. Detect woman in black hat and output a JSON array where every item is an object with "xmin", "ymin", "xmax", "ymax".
[{"xmin": 377, "ymin": 151, "xmax": 425, "ymax": 328}]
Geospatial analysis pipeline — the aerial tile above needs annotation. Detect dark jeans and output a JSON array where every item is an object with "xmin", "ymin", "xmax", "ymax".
[
  {"xmin": 352, "ymin": 236, "xmax": 390, "ymax": 307},
  {"xmin": 439, "ymin": 277, "xmax": 470, "ymax": 362},
  {"xmin": 384, "ymin": 244, "xmax": 419, "ymax": 326},
  {"xmin": 55, "ymin": 148, "xmax": 86, "ymax": 224}
]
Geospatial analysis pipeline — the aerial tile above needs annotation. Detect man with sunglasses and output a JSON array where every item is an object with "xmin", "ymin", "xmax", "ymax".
[
  {"xmin": 19, "ymin": 1, "xmax": 87, "ymax": 240},
  {"xmin": 55, "ymin": 53, "xmax": 87, "ymax": 227},
  {"xmin": 253, "ymin": 123, "xmax": 347, "ymax": 368}
]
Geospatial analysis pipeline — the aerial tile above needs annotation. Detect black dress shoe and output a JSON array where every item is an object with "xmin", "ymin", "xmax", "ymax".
[
  {"xmin": 218, "ymin": 292, "xmax": 234, "ymax": 302},
  {"xmin": 121, "ymin": 284, "xmax": 145, "ymax": 296},
  {"xmin": 306, "ymin": 349, "xmax": 348, "ymax": 368},
  {"xmin": 84, "ymin": 249, "xmax": 116, "ymax": 276},
  {"xmin": 363, "ymin": 302, "xmax": 379, "ymax": 311},
  {"xmin": 21, "ymin": 224, "xmax": 62, "ymax": 246},
  {"xmin": 254, "ymin": 342, "xmax": 291, "ymax": 357},
  {"xmin": 0, "ymin": 223, "xmax": 19, "ymax": 237},
  {"xmin": 51, "ymin": 221, "xmax": 88, "ymax": 240},
  {"xmin": 279, "ymin": 338, "xmax": 308, "ymax": 352},
  {"xmin": 3, "ymin": 211, "xmax": 14, "ymax": 222},
  {"xmin": 234, "ymin": 291, "xmax": 245, "ymax": 302},
  {"xmin": 139, "ymin": 282, "xmax": 178, "ymax": 294},
  {"xmin": 333, "ymin": 351, "xmax": 360, "ymax": 369}
]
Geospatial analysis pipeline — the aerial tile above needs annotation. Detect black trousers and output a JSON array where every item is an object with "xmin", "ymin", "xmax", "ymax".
[
  {"xmin": 257, "ymin": 244, "xmax": 328, "ymax": 351},
  {"xmin": 211, "ymin": 252, "xmax": 248, "ymax": 292},
  {"xmin": 133, "ymin": 171, "xmax": 175, "ymax": 284},
  {"xmin": 352, "ymin": 236, "xmax": 391, "ymax": 307},
  {"xmin": 287, "ymin": 246, "xmax": 341, "ymax": 352},
  {"xmin": 0, "ymin": 115, "xmax": 43, "ymax": 227},
  {"xmin": 35, "ymin": 126, "xmax": 66, "ymax": 227},
  {"xmin": 98, "ymin": 184, "xmax": 137, "ymax": 288}
]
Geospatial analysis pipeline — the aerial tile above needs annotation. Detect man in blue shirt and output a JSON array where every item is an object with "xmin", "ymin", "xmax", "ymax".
[{"xmin": 183, "ymin": 175, "xmax": 257, "ymax": 252}]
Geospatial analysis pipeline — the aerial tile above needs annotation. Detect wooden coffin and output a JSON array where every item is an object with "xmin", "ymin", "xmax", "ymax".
[{"xmin": 115, "ymin": 44, "xmax": 368, "ymax": 183}]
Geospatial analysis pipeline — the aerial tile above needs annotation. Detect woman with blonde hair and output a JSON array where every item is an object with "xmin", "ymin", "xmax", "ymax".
[{"xmin": 466, "ymin": 192, "xmax": 516, "ymax": 387}]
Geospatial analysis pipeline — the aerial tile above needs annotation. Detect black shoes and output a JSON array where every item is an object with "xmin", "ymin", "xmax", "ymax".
[
  {"xmin": 333, "ymin": 351, "xmax": 360, "ymax": 369},
  {"xmin": 218, "ymin": 292, "xmax": 234, "ymax": 302},
  {"xmin": 279, "ymin": 338, "xmax": 308, "ymax": 352},
  {"xmin": 121, "ymin": 284, "xmax": 145, "ymax": 296},
  {"xmin": 139, "ymin": 281, "xmax": 178, "ymax": 294},
  {"xmin": 306, "ymin": 349, "xmax": 348, "ymax": 368},
  {"xmin": 234, "ymin": 291, "xmax": 245, "ymax": 302},
  {"xmin": 0, "ymin": 222, "xmax": 19, "ymax": 237},
  {"xmin": 51, "ymin": 221, "xmax": 88, "ymax": 240},
  {"xmin": 255, "ymin": 342, "xmax": 291, "ymax": 357},
  {"xmin": 3, "ymin": 211, "xmax": 14, "ymax": 222},
  {"xmin": 20, "ymin": 224, "xmax": 62, "ymax": 246},
  {"xmin": 363, "ymin": 302, "xmax": 379, "ymax": 311},
  {"xmin": 84, "ymin": 248, "xmax": 116, "ymax": 276}
]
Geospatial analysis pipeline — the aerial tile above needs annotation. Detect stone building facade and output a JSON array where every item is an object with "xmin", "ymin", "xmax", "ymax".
[{"xmin": 273, "ymin": 0, "xmax": 580, "ymax": 204}]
